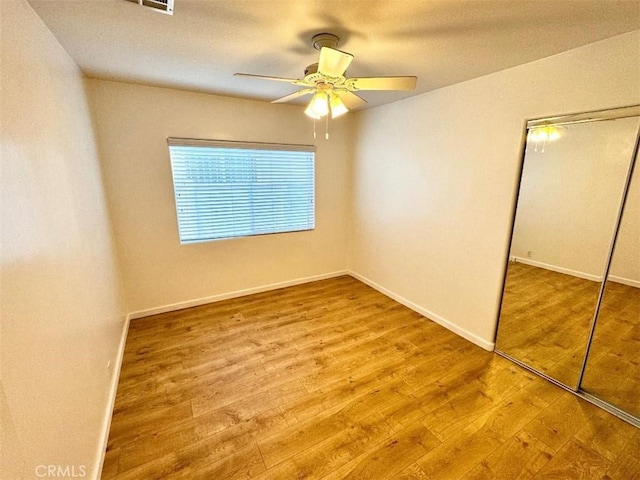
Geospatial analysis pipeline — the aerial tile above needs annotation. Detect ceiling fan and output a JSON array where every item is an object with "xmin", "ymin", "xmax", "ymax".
[{"xmin": 234, "ymin": 33, "xmax": 417, "ymax": 135}]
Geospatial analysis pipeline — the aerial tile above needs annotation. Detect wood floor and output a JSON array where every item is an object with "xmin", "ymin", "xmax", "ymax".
[
  {"xmin": 582, "ymin": 278, "xmax": 640, "ymax": 418},
  {"xmin": 496, "ymin": 261, "xmax": 639, "ymax": 417},
  {"xmin": 103, "ymin": 276, "xmax": 639, "ymax": 479},
  {"xmin": 495, "ymin": 262, "xmax": 600, "ymax": 387}
]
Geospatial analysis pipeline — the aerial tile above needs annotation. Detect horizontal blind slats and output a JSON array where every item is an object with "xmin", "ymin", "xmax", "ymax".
[{"xmin": 168, "ymin": 142, "xmax": 315, "ymax": 243}]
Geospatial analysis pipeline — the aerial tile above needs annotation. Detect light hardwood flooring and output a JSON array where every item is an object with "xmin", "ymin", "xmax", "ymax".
[
  {"xmin": 103, "ymin": 275, "xmax": 639, "ymax": 479},
  {"xmin": 495, "ymin": 262, "xmax": 600, "ymax": 387},
  {"xmin": 496, "ymin": 262, "xmax": 639, "ymax": 417},
  {"xmin": 580, "ymin": 279, "xmax": 640, "ymax": 417}
]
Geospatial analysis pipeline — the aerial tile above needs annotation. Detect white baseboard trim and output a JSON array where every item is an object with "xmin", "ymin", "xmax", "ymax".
[
  {"xmin": 348, "ymin": 271, "xmax": 495, "ymax": 352},
  {"xmin": 511, "ymin": 256, "xmax": 640, "ymax": 288},
  {"xmin": 608, "ymin": 275, "xmax": 640, "ymax": 288},
  {"xmin": 510, "ymin": 256, "xmax": 602, "ymax": 282},
  {"xmin": 128, "ymin": 270, "xmax": 350, "ymax": 320},
  {"xmin": 94, "ymin": 313, "xmax": 130, "ymax": 480}
]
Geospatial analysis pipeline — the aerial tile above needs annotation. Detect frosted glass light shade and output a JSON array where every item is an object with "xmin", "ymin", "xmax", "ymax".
[
  {"xmin": 329, "ymin": 92, "xmax": 348, "ymax": 118},
  {"xmin": 305, "ymin": 91, "xmax": 329, "ymax": 118}
]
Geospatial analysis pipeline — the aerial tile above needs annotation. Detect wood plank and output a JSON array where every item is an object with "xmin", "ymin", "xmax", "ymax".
[
  {"xmin": 531, "ymin": 438, "xmax": 610, "ymax": 479},
  {"xmin": 392, "ymin": 463, "xmax": 429, "ymax": 480},
  {"xmin": 574, "ymin": 408, "xmax": 638, "ymax": 463},
  {"xmin": 259, "ymin": 376, "xmax": 414, "ymax": 468},
  {"xmin": 324, "ymin": 423, "xmax": 440, "ymax": 480},
  {"xmin": 521, "ymin": 394, "xmax": 599, "ymax": 453},
  {"xmin": 252, "ymin": 412, "xmax": 394, "ymax": 480},
  {"xmin": 415, "ymin": 416, "xmax": 506, "ymax": 480},
  {"xmin": 603, "ymin": 428, "xmax": 640, "ymax": 480},
  {"xmin": 459, "ymin": 431, "xmax": 553, "ymax": 480},
  {"xmin": 101, "ymin": 447, "xmax": 120, "ymax": 479}
]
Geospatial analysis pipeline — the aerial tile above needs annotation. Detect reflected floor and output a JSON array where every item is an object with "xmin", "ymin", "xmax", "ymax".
[
  {"xmin": 582, "ymin": 280, "xmax": 640, "ymax": 417},
  {"xmin": 497, "ymin": 262, "xmax": 639, "ymax": 418},
  {"xmin": 496, "ymin": 262, "xmax": 600, "ymax": 387}
]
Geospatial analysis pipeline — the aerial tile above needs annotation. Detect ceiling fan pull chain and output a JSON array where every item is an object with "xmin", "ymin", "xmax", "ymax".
[
  {"xmin": 325, "ymin": 94, "xmax": 330, "ymax": 140},
  {"xmin": 325, "ymin": 114, "xmax": 329, "ymax": 140},
  {"xmin": 313, "ymin": 118, "xmax": 317, "ymax": 140}
]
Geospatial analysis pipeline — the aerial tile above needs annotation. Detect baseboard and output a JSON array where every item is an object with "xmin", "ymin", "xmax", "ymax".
[
  {"xmin": 348, "ymin": 271, "xmax": 495, "ymax": 352},
  {"xmin": 128, "ymin": 270, "xmax": 350, "ymax": 320},
  {"xmin": 94, "ymin": 313, "xmax": 130, "ymax": 480},
  {"xmin": 125, "ymin": 268, "xmax": 495, "ymax": 349},
  {"xmin": 608, "ymin": 275, "xmax": 640, "ymax": 288},
  {"xmin": 511, "ymin": 256, "xmax": 640, "ymax": 288},
  {"xmin": 510, "ymin": 256, "xmax": 602, "ymax": 282}
]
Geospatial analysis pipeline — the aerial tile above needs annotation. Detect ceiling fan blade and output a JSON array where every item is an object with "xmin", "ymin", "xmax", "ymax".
[
  {"xmin": 347, "ymin": 76, "xmax": 417, "ymax": 91},
  {"xmin": 318, "ymin": 47, "xmax": 354, "ymax": 78},
  {"xmin": 335, "ymin": 90, "xmax": 368, "ymax": 110},
  {"xmin": 271, "ymin": 89, "xmax": 314, "ymax": 104},
  {"xmin": 234, "ymin": 72, "xmax": 301, "ymax": 84}
]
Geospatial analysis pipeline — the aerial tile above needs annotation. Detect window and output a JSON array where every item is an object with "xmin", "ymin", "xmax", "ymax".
[{"xmin": 167, "ymin": 138, "xmax": 315, "ymax": 244}]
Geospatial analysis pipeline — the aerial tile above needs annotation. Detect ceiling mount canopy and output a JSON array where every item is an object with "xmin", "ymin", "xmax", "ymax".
[
  {"xmin": 234, "ymin": 32, "xmax": 417, "ymax": 139},
  {"xmin": 311, "ymin": 33, "xmax": 340, "ymax": 51}
]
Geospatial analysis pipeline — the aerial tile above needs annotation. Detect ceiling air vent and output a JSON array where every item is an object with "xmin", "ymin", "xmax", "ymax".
[{"xmin": 126, "ymin": 0, "xmax": 174, "ymax": 15}]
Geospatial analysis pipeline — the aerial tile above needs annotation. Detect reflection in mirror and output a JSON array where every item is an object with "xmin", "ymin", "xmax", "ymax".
[
  {"xmin": 581, "ymin": 164, "xmax": 639, "ymax": 418},
  {"xmin": 496, "ymin": 115, "xmax": 640, "ymax": 388}
]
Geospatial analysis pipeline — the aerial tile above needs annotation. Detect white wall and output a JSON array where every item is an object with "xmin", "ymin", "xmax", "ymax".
[
  {"xmin": 0, "ymin": 1, "xmax": 127, "ymax": 479},
  {"xmin": 610, "ymin": 163, "xmax": 640, "ymax": 285},
  {"xmin": 511, "ymin": 117, "xmax": 640, "ymax": 280},
  {"xmin": 87, "ymin": 80, "xmax": 352, "ymax": 315},
  {"xmin": 349, "ymin": 31, "xmax": 640, "ymax": 349}
]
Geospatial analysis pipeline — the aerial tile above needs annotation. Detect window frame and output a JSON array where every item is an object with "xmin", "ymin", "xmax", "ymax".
[{"xmin": 167, "ymin": 137, "xmax": 316, "ymax": 244}]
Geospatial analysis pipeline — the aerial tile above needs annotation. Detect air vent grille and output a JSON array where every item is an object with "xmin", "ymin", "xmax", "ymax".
[{"xmin": 125, "ymin": 0, "xmax": 174, "ymax": 15}]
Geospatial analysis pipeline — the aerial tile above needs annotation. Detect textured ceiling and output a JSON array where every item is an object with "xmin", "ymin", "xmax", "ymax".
[{"xmin": 28, "ymin": 0, "xmax": 640, "ymax": 110}]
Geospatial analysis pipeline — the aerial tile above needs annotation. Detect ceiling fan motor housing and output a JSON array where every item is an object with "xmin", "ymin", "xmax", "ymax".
[{"xmin": 304, "ymin": 63, "xmax": 319, "ymax": 76}]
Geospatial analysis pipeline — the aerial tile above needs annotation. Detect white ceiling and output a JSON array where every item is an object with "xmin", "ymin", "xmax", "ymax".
[{"xmin": 28, "ymin": 0, "xmax": 640, "ymax": 110}]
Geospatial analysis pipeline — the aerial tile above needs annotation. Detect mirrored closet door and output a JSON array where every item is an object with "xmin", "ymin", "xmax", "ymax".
[
  {"xmin": 495, "ymin": 105, "xmax": 640, "ymax": 425},
  {"xmin": 580, "ymin": 161, "xmax": 639, "ymax": 419}
]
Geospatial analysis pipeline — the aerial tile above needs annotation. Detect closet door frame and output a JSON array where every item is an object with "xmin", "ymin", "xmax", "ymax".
[
  {"xmin": 577, "ymin": 122, "xmax": 639, "ymax": 427},
  {"xmin": 494, "ymin": 104, "xmax": 640, "ymax": 428}
]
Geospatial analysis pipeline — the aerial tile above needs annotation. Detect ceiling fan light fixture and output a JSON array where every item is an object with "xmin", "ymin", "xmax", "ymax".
[
  {"xmin": 329, "ymin": 92, "xmax": 349, "ymax": 119},
  {"xmin": 305, "ymin": 91, "xmax": 329, "ymax": 118},
  {"xmin": 304, "ymin": 104, "xmax": 322, "ymax": 119},
  {"xmin": 235, "ymin": 32, "xmax": 416, "ymax": 138}
]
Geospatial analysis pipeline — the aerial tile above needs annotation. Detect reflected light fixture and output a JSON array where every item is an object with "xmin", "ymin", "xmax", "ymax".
[{"xmin": 527, "ymin": 125, "xmax": 564, "ymax": 153}]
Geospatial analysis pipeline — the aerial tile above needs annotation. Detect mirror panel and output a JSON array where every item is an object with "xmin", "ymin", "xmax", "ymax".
[
  {"xmin": 580, "ymin": 163, "xmax": 639, "ymax": 417},
  {"xmin": 496, "ymin": 115, "xmax": 640, "ymax": 388}
]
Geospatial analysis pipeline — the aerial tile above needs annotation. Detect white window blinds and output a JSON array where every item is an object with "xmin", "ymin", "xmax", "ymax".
[{"xmin": 167, "ymin": 138, "xmax": 315, "ymax": 244}]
